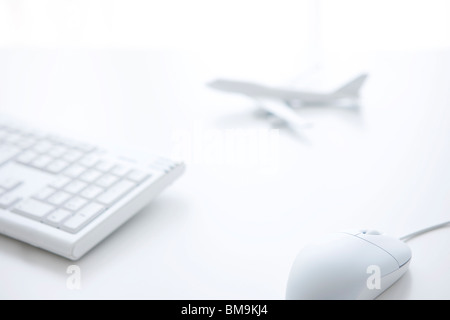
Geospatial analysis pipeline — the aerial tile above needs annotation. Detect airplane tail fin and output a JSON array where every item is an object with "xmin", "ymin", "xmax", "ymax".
[{"xmin": 333, "ymin": 74, "xmax": 368, "ymax": 97}]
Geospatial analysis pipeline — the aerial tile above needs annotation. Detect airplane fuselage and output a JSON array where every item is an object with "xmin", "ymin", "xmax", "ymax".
[{"xmin": 208, "ymin": 79, "xmax": 358, "ymax": 106}]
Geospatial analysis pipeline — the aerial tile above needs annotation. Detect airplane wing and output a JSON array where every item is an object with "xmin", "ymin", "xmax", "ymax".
[
  {"xmin": 257, "ymin": 99, "xmax": 312, "ymax": 129},
  {"xmin": 208, "ymin": 79, "xmax": 311, "ymax": 129}
]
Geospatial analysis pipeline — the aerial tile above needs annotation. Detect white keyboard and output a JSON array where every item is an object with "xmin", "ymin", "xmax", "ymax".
[{"xmin": 0, "ymin": 117, "xmax": 184, "ymax": 260}]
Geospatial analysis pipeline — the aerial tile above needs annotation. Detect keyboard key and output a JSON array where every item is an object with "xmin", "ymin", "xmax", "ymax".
[
  {"xmin": 47, "ymin": 191, "xmax": 71, "ymax": 206},
  {"xmin": 13, "ymin": 198, "xmax": 55, "ymax": 220},
  {"xmin": 15, "ymin": 137, "xmax": 36, "ymax": 149},
  {"xmin": 73, "ymin": 142, "xmax": 96, "ymax": 153},
  {"xmin": 46, "ymin": 159, "xmax": 70, "ymax": 174},
  {"xmin": 33, "ymin": 187, "xmax": 56, "ymax": 201},
  {"xmin": 16, "ymin": 150, "xmax": 38, "ymax": 165},
  {"xmin": 51, "ymin": 136, "xmax": 80, "ymax": 150},
  {"xmin": 63, "ymin": 197, "xmax": 88, "ymax": 212},
  {"xmin": 0, "ymin": 178, "xmax": 22, "ymax": 191},
  {"xmin": 79, "ymin": 155, "xmax": 99, "ymax": 168},
  {"xmin": 62, "ymin": 150, "xmax": 83, "ymax": 163},
  {"xmin": 46, "ymin": 134, "xmax": 67, "ymax": 145},
  {"xmin": 64, "ymin": 164, "xmax": 87, "ymax": 178},
  {"xmin": 61, "ymin": 203, "xmax": 105, "ymax": 233},
  {"xmin": 96, "ymin": 174, "xmax": 119, "ymax": 188},
  {"xmin": 127, "ymin": 170, "xmax": 150, "ymax": 183},
  {"xmin": 33, "ymin": 141, "xmax": 53, "ymax": 154},
  {"xmin": 79, "ymin": 169, "xmax": 102, "ymax": 183},
  {"xmin": 45, "ymin": 208, "xmax": 72, "ymax": 227},
  {"xmin": 0, "ymin": 193, "xmax": 21, "ymax": 209},
  {"xmin": 50, "ymin": 176, "xmax": 71, "ymax": 189},
  {"xmin": 31, "ymin": 155, "xmax": 53, "ymax": 169},
  {"xmin": 97, "ymin": 180, "xmax": 136, "ymax": 206},
  {"xmin": 80, "ymin": 185, "xmax": 103, "ymax": 199},
  {"xmin": 95, "ymin": 160, "xmax": 115, "ymax": 172},
  {"xmin": 0, "ymin": 145, "xmax": 21, "ymax": 166},
  {"xmin": 4, "ymin": 133, "xmax": 22, "ymax": 144},
  {"xmin": 111, "ymin": 164, "xmax": 131, "ymax": 177},
  {"xmin": 64, "ymin": 180, "xmax": 88, "ymax": 194},
  {"xmin": 0, "ymin": 130, "xmax": 7, "ymax": 140},
  {"xmin": 48, "ymin": 146, "xmax": 68, "ymax": 158}
]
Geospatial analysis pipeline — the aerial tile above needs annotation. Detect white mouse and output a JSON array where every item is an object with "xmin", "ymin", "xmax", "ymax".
[{"xmin": 286, "ymin": 230, "xmax": 412, "ymax": 300}]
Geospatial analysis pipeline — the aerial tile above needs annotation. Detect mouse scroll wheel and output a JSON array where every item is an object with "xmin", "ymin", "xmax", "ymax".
[{"xmin": 361, "ymin": 230, "xmax": 382, "ymax": 235}]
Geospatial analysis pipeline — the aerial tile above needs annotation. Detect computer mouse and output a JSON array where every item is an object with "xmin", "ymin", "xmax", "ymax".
[{"xmin": 286, "ymin": 230, "xmax": 412, "ymax": 300}]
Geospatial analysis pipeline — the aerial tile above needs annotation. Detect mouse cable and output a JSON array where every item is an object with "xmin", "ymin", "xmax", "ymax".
[{"xmin": 399, "ymin": 220, "xmax": 450, "ymax": 242}]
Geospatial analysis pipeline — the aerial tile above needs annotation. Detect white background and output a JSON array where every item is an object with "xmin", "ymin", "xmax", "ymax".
[
  {"xmin": 1, "ymin": 0, "xmax": 449, "ymax": 80},
  {"xmin": 0, "ymin": 0, "xmax": 449, "ymax": 300}
]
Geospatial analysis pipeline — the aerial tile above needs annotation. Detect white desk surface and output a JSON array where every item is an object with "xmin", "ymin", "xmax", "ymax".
[{"xmin": 0, "ymin": 49, "xmax": 449, "ymax": 300}]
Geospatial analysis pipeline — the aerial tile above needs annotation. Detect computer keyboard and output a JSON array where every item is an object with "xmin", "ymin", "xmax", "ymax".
[{"xmin": 0, "ymin": 116, "xmax": 185, "ymax": 260}]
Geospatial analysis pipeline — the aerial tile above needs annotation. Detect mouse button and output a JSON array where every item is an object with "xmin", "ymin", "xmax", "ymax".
[
  {"xmin": 315, "ymin": 233, "xmax": 399, "ymax": 277},
  {"xmin": 362, "ymin": 230, "xmax": 382, "ymax": 235},
  {"xmin": 338, "ymin": 230, "xmax": 363, "ymax": 236},
  {"xmin": 349, "ymin": 235, "xmax": 400, "ymax": 277},
  {"xmin": 358, "ymin": 234, "xmax": 412, "ymax": 267}
]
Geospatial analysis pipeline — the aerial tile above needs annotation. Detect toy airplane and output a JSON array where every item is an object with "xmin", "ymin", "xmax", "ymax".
[{"xmin": 208, "ymin": 74, "xmax": 368, "ymax": 129}]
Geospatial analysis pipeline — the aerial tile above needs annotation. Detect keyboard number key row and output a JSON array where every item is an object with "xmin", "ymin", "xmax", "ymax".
[
  {"xmin": 61, "ymin": 203, "xmax": 105, "ymax": 234},
  {"xmin": 10, "ymin": 178, "xmax": 140, "ymax": 233},
  {"xmin": 12, "ymin": 198, "xmax": 106, "ymax": 234}
]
